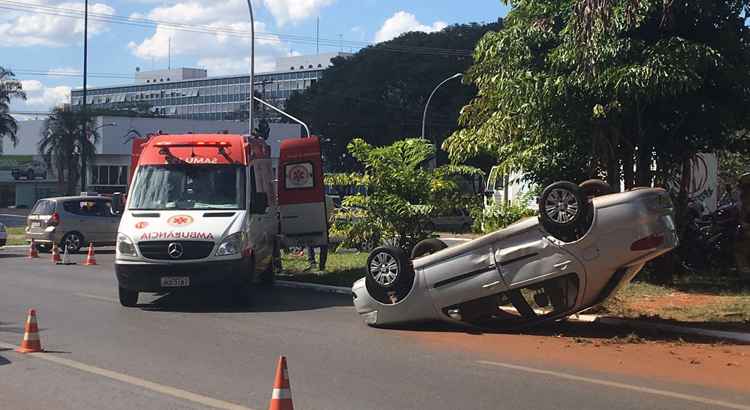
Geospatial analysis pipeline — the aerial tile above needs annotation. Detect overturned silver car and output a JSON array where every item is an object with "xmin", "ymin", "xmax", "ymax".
[{"xmin": 352, "ymin": 180, "xmax": 677, "ymax": 327}]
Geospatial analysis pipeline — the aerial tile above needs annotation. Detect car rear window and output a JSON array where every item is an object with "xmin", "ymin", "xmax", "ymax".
[
  {"xmin": 31, "ymin": 200, "xmax": 55, "ymax": 215},
  {"xmin": 63, "ymin": 200, "xmax": 115, "ymax": 217}
]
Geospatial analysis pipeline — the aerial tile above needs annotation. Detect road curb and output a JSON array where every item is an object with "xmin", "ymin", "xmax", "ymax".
[
  {"xmin": 275, "ymin": 280, "xmax": 351, "ymax": 295},
  {"xmin": 588, "ymin": 316, "xmax": 750, "ymax": 344}
]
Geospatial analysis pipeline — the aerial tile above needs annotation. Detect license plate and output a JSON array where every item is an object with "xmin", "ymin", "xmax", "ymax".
[
  {"xmin": 161, "ymin": 277, "xmax": 190, "ymax": 287},
  {"xmin": 31, "ymin": 221, "xmax": 41, "ymax": 228}
]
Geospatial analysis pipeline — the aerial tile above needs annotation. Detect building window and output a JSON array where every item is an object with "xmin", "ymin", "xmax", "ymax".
[{"xmin": 91, "ymin": 165, "xmax": 128, "ymax": 186}]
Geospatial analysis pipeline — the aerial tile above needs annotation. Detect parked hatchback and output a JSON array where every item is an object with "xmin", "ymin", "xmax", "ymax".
[{"xmin": 26, "ymin": 196, "xmax": 121, "ymax": 252}]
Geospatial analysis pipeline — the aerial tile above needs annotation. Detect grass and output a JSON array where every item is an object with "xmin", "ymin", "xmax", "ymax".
[
  {"xmin": 279, "ymin": 250, "xmax": 367, "ymax": 287},
  {"xmin": 6, "ymin": 227, "xmax": 26, "ymax": 246},
  {"xmin": 598, "ymin": 280, "xmax": 750, "ymax": 325}
]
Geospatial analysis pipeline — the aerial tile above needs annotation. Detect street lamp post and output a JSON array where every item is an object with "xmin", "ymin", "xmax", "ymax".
[
  {"xmin": 80, "ymin": 0, "xmax": 89, "ymax": 191},
  {"xmin": 245, "ymin": 0, "xmax": 255, "ymax": 136},
  {"xmin": 421, "ymin": 73, "xmax": 463, "ymax": 167}
]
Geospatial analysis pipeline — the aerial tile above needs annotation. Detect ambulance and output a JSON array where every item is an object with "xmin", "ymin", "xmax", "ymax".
[{"xmin": 114, "ymin": 133, "xmax": 328, "ymax": 307}]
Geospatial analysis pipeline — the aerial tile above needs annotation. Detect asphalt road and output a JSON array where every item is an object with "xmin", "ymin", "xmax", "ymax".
[
  {"xmin": 0, "ymin": 212, "xmax": 27, "ymax": 228},
  {"xmin": 1, "ymin": 247, "xmax": 749, "ymax": 410}
]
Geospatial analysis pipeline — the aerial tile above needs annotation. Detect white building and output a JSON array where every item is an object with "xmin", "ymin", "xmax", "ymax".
[{"xmin": 0, "ymin": 117, "xmax": 301, "ymax": 207}]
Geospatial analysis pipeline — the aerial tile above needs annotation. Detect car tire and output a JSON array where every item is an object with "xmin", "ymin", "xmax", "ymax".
[
  {"xmin": 579, "ymin": 179, "xmax": 613, "ymax": 197},
  {"xmin": 118, "ymin": 287, "xmax": 138, "ymax": 307},
  {"xmin": 256, "ymin": 259, "xmax": 275, "ymax": 287},
  {"xmin": 36, "ymin": 243, "xmax": 52, "ymax": 253},
  {"xmin": 233, "ymin": 258, "xmax": 255, "ymax": 305},
  {"xmin": 411, "ymin": 238, "xmax": 448, "ymax": 259},
  {"xmin": 538, "ymin": 181, "xmax": 591, "ymax": 238},
  {"xmin": 366, "ymin": 246, "xmax": 411, "ymax": 291},
  {"xmin": 61, "ymin": 232, "xmax": 84, "ymax": 253}
]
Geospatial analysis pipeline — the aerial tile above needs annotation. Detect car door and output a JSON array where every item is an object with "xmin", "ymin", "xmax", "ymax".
[
  {"xmin": 496, "ymin": 235, "xmax": 586, "ymax": 289},
  {"xmin": 423, "ymin": 241, "xmax": 508, "ymax": 311},
  {"xmin": 96, "ymin": 200, "xmax": 121, "ymax": 244}
]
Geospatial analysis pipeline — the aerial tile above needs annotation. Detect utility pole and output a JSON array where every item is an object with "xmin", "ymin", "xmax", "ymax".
[
  {"xmin": 246, "ymin": 0, "xmax": 255, "ymax": 136},
  {"xmin": 80, "ymin": 0, "xmax": 89, "ymax": 192}
]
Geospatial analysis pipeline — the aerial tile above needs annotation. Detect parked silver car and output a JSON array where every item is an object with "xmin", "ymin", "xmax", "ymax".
[
  {"xmin": 353, "ymin": 180, "xmax": 677, "ymax": 327},
  {"xmin": 25, "ymin": 195, "xmax": 121, "ymax": 252}
]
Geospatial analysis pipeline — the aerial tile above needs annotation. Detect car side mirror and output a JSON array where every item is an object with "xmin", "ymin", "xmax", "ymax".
[
  {"xmin": 111, "ymin": 192, "xmax": 124, "ymax": 215},
  {"xmin": 250, "ymin": 192, "xmax": 268, "ymax": 214}
]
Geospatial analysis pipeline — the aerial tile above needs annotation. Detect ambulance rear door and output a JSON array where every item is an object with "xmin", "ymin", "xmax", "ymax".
[{"xmin": 278, "ymin": 137, "xmax": 328, "ymax": 246}]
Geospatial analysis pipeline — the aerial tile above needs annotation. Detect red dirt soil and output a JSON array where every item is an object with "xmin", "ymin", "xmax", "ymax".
[{"xmin": 399, "ymin": 323, "xmax": 750, "ymax": 392}]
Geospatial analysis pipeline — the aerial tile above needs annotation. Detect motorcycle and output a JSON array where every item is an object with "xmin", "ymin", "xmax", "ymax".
[{"xmin": 677, "ymin": 186, "xmax": 741, "ymax": 272}]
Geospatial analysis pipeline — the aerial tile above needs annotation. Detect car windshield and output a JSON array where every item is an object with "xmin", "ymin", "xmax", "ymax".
[{"xmin": 129, "ymin": 164, "xmax": 245, "ymax": 210}]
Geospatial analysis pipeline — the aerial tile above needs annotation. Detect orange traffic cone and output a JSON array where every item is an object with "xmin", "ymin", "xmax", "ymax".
[
  {"xmin": 16, "ymin": 309, "xmax": 43, "ymax": 353},
  {"xmin": 268, "ymin": 356, "xmax": 293, "ymax": 410},
  {"xmin": 52, "ymin": 243, "xmax": 62, "ymax": 264},
  {"xmin": 27, "ymin": 240, "xmax": 39, "ymax": 259},
  {"xmin": 84, "ymin": 243, "xmax": 97, "ymax": 266}
]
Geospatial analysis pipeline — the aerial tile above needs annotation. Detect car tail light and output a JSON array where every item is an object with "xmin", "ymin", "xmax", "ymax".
[
  {"xmin": 630, "ymin": 234, "xmax": 664, "ymax": 251},
  {"xmin": 48, "ymin": 212, "xmax": 60, "ymax": 226}
]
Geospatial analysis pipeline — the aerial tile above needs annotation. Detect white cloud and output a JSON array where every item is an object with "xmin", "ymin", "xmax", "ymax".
[
  {"xmin": 374, "ymin": 11, "xmax": 447, "ymax": 43},
  {"xmin": 261, "ymin": 0, "xmax": 336, "ymax": 26},
  {"xmin": 128, "ymin": 0, "xmax": 293, "ymax": 75},
  {"xmin": 0, "ymin": 1, "xmax": 115, "ymax": 47},
  {"xmin": 17, "ymin": 80, "xmax": 71, "ymax": 110}
]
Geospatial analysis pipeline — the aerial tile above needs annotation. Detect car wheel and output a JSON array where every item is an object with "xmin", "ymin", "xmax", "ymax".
[
  {"xmin": 411, "ymin": 238, "xmax": 448, "ymax": 259},
  {"xmin": 256, "ymin": 259, "xmax": 275, "ymax": 287},
  {"xmin": 36, "ymin": 243, "xmax": 52, "ymax": 253},
  {"xmin": 61, "ymin": 232, "xmax": 84, "ymax": 253},
  {"xmin": 118, "ymin": 287, "xmax": 138, "ymax": 307},
  {"xmin": 579, "ymin": 179, "xmax": 613, "ymax": 197},
  {"xmin": 366, "ymin": 246, "xmax": 410, "ymax": 291},
  {"xmin": 539, "ymin": 181, "xmax": 591, "ymax": 237}
]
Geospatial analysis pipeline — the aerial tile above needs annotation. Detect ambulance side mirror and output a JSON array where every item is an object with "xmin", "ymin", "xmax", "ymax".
[{"xmin": 250, "ymin": 192, "xmax": 268, "ymax": 214}]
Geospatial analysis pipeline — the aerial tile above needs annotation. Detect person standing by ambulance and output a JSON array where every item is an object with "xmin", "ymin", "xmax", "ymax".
[{"xmin": 306, "ymin": 194, "xmax": 336, "ymax": 271}]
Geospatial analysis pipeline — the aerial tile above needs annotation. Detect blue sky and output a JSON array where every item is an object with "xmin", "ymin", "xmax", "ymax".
[{"xmin": 1, "ymin": 0, "xmax": 510, "ymax": 115}]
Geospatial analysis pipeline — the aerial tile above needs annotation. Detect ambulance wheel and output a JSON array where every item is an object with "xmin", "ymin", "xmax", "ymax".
[
  {"xmin": 257, "ymin": 261, "xmax": 275, "ymax": 287},
  {"xmin": 118, "ymin": 287, "xmax": 138, "ymax": 307}
]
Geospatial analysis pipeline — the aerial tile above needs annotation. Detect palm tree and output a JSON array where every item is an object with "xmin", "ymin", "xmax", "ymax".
[
  {"xmin": 0, "ymin": 67, "xmax": 26, "ymax": 149},
  {"xmin": 38, "ymin": 107, "xmax": 99, "ymax": 195}
]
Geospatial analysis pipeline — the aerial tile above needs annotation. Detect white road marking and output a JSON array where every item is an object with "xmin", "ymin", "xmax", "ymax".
[
  {"xmin": 0, "ymin": 341, "xmax": 256, "ymax": 410},
  {"xmin": 76, "ymin": 293, "xmax": 119, "ymax": 303},
  {"xmin": 477, "ymin": 360, "xmax": 750, "ymax": 410}
]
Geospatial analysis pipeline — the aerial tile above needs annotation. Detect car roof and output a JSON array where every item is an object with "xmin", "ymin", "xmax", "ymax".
[{"xmin": 39, "ymin": 196, "xmax": 110, "ymax": 202}]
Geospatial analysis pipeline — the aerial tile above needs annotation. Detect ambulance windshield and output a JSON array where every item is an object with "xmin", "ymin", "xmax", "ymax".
[{"xmin": 129, "ymin": 164, "xmax": 246, "ymax": 210}]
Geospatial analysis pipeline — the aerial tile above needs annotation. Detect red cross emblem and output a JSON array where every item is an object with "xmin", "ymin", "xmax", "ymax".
[
  {"xmin": 168, "ymin": 215, "xmax": 193, "ymax": 226},
  {"xmin": 289, "ymin": 165, "xmax": 309, "ymax": 186}
]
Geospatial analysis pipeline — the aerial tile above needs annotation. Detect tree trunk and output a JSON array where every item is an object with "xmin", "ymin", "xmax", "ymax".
[
  {"xmin": 636, "ymin": 142, "xmax": 652, "ymax": 187},
  {"xmin": 622, "ymin": 144, "xmax": 635, "ymax": 190},
  {"xmin": 652, "ymin": 158, "xmax": 691, "ymax": 285}
]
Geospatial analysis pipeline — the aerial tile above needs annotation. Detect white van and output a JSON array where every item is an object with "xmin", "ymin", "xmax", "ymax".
[{"xmin": 114, "ymin": 133, "xmax": 328, "ymax": 307}]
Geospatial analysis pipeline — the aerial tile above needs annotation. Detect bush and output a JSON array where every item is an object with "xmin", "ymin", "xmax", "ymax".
[
  {"xmin": 474, "ymin": 199, "xmax": 537, "ymax": 233},
  {"xmin": 327, "ymin": 138, "xmax": 481, "ymax": 252}
]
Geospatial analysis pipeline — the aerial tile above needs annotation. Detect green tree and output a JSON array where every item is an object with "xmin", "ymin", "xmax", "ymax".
[
  {"xmin": 0, "ymin": 68, "xmax": 26, "ymax": 147},
  {"xmin": 446, "ymin": 0, "xmax": 750, "ymax": 190},
  {"xmin": 39, "ymin": 107, "xmax": 100, "ymax": 195},
  {"xmin": 332, "ymin": 138, "xmax": 480, "ymax": 251},
  {"xmin": 285, "ymin": 22, "xmax": 502, "ymax": 171}
]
